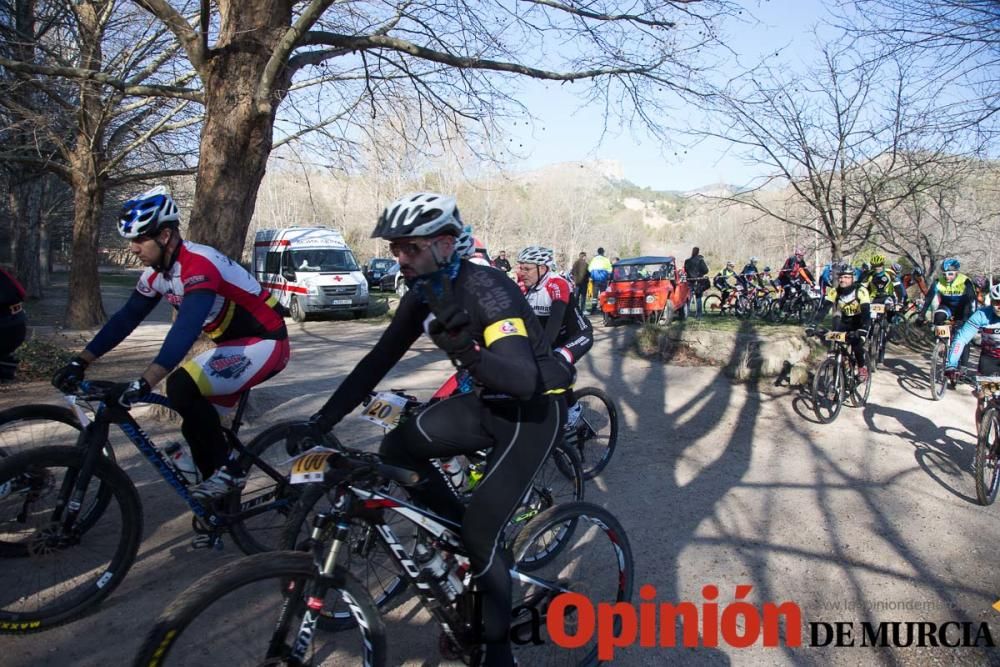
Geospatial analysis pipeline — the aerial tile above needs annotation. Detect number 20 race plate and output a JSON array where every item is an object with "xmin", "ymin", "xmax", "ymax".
[{"xmin": 358, "ymin": 392, "xmax": 408, "ymax": 430}]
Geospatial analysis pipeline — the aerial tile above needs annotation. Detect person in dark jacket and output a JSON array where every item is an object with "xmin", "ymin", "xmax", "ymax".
[
  {"xmin": 0, "ymin": 267, "xmax": 27, "ymax": 381},
  {"xmin": 683, "ymin": 247, "xmax": 710, "ymax": 318},
  {"xmin": 494, "ymin": 250, "xmax": 512, "ymax": 273},
  {"xmin": 571, "ymin": 252, "xmax": 589, "ymax": 312}
]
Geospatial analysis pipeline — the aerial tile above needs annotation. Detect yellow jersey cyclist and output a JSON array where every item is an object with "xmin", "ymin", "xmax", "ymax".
[
  {"xmin": 807, "ymin": 262, "xmax": 872, "ymax": 381},
  {"xmin": 307, "ymin": 192, "xmax": 573, "ymax": 667}
]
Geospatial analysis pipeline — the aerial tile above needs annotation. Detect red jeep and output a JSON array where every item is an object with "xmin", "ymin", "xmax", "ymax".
[{"xmin": 598, "ymin": 256, "xmax": 690, "ymax": 325}]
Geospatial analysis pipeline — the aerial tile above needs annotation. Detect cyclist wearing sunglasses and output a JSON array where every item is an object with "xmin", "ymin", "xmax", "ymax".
[{"xmin": 308, "ymin": 192, "xmax": 572, "ymax": 667}]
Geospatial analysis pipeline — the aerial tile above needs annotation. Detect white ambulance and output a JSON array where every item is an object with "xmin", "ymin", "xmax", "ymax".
[{"xmin": 253, "ymin": 227, "xmax": 369, "ymax": 322}]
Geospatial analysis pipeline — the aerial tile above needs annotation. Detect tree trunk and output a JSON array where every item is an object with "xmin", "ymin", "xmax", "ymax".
[
  {"xmin": 65, "ymin": 172, "xmax": 106, "ymax": 328},
  {"xmin": 186, "ymin": 6, "xmax": 292, "ymax": 260},
  {"xmin": 10, "ymin": 179, "xmax": 43, "ymax": 298}
]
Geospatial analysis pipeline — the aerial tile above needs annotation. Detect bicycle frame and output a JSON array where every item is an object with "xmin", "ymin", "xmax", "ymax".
[
  {"xmin": 280, "ymin": 479, "xmax": 568, "ymax": 662},
  {"xmin": 60, "ymin": 385, "xmax": 287, "ymax": 531}
]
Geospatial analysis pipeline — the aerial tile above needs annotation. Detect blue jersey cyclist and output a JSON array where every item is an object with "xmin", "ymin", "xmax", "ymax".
[
  {"xmin": 308, "ymin": 192, "xmax": 573, "ymax": 667},
  {"xmin": 947, "ymin": 284, "xmax": 1000, "ymax": 425},
  {"xmin": 52, "ymin": 186, "xmax": 290, "ymax": 501}
]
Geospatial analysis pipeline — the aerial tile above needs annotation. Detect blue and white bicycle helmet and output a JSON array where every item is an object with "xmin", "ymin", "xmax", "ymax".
[
  {"xmin": 942, "ymin": 258, "xmax": 960, "ymax": 272},
  {"xmin": 118, "ymin": 186, "xmax": 179, "ymax": 239},
  {"xmin": 371, "ymin": 192, "xmax": 463, "ymax": 240}
]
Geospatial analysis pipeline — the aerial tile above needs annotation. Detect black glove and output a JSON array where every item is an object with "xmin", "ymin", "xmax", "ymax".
[
  {"xmin": 52, "ymin": 356, "xmax": 88, "ymax": 392},
  {"xmin": 106, "ymin": 378, "xmax": 151, "ymax": 409},
  {"xmin": 916, "ymin": 315, "xmax": 926, "ymax": 325},
  {"xmin": 421, "ymin": 279, "xmax": 481, "ymax": 369}
]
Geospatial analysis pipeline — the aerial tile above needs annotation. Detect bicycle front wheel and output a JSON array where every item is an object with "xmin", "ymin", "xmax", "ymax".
[
  {"xmin": 0, "ymin": 446, "xmax": 141, "ymax": 633},
  {"xmin": 975, "ymin": 407, "xmax": 1000, "ymax": 505},
  {"xmin": 702, "ymin": 293, "xmax": 723, "ymax": 316},
  {"xmin": 0, "ymin": 405, "xmax": 84, "ymax": 459},
  {"xmin": 228, "ymin": 420, "xmax": 315, "ymax": 554},
  {"xmin": 279, "ymin": 483, "xmax": 413, "ymax": 631},
  {"xmin": 812, "ymin": 357, "xmax": 844, "ymax": 423},
  {"xmin": 510, "ymin": 502, "xmax": 634, "ymax": 666},
  {"xmin": 134, "ymin": 551, "xmax": 385, "ymax": 666},
  {"xmin": 930, "ymin": 339, "xmax": 948, "ymax": 401},
  {"xmin": 566, "ymin": 387, "xmax": 619, "ymax": 479}
]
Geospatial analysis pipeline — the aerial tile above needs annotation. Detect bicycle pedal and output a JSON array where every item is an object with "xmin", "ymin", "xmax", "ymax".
[{"xmin": 191, "ymin": 533, "xmax": 224, "ymax": 550}]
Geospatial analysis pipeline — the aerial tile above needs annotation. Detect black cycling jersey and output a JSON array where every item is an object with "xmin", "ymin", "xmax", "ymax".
[
  {"xmin": 316, "ymin": 261, "xmax": 572, "ymax": 424},
  {"xmin": 315, "ymin": 259, "xmax": 572, "ymax": 667}
]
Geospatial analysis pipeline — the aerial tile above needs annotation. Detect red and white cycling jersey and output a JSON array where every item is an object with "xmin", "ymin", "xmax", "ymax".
[
  {"xmin": 523, "ymin": 272, "xmax": 572, "ymax": 319},
  {"xmin": 135, "ymin": 241, "xmax": 284, "ymax": 342}
]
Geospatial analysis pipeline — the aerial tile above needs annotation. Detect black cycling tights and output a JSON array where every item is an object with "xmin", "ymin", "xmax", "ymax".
[
  {"xmin": 166, "ymin": 369, "xmax": 229, "ymax": 479},
  {"xmin": 380, "ymin": 391, "xmax": 565, "ymax": 667}
]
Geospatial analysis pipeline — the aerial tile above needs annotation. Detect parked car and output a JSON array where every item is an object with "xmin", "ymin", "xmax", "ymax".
[
  {"xmin": 378, "ymin": 262, "xmax": 408, "ymax": 297},
  {"xmin": 364, "ymin": 257, "xmax": 396, "ymax": 289},
  {"xmin": 598, "ymin": 255, "xmax": 690, "ymax": 325}
]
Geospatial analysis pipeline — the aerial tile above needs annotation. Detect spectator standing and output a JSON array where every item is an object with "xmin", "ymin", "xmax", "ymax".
[
  {"xmin": 494, "ymin": 250, "xmax": 512, "ymax": 273},
  {"xmin": 571, "ymin": 251, "xmax": 590, "ymax": 312},
  {"xmin": 0, "ymin": 267, "xmax": 27, "ymax": 381},
  {"xmin": 587, "ymin": 247, "xmax": 613, "ymax": 313},
  {"xmin": 683, "ymin": 246, "xmax": 710, "ymax": 318}
]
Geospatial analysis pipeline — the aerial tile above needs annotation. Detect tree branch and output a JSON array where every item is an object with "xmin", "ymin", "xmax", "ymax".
[
  {"xmin": 130, "ymin": 0, "xmax": 205, "ymax": 73},
  {"xmin": 0, "ymin": 56, "xmax": 204, "ymax": 101}
]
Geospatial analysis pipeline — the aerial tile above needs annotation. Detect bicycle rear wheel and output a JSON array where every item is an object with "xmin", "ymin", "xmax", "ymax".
[
  {"xmin": 812, "ymin": 357, "xmax": 844, "ymax": 423},
  {"xmin": 133, "ymin": 551, "xmax": 385, "ymax": 666},
  {"xmin": 510, "ymin": 502, "xmax": 634, "ymax": 666},
  {"xmin": 566, "ymin": 388, "xmax": 618, "ymax": 479},
  {"xmin": 930, "ymin": 339, "xmax": 948, "ymax": 401},
  {"xmin": 702, "ymin": 294, "xmax": 723, "ymax": 316},
  {"xmin": 975, "ymin": 407, "xmax": 1000, "ymax": 505},
  {"xmin": 0, "ymin": 446, "xmax": 141, "ymax": 633}
]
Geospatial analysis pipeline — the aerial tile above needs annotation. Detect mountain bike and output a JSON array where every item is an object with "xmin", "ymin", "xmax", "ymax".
[
  {"xmin": 703, "ymin": 287, "xmax": 748, "ymax": 317},
  {"xmin": 866, "ymin": 301, "xmax": 892, "ymax": 371},
  {"xmin": 808, "ymin": 328, "xmax": 872, "ymax": 424},
  {"xmin": 135, "ymin": 447, "xmax": 634, "ymax": 666},
  {"xmin": 929, "ymin": 320, "xmax": 956, "ymax": 401},
  {"xmin": 974, "ymin": 375, "xmax": 1000, "ymax": 505},
  {"xmin": 272, "ymin": 390, "xmax": 586, "ymax": 629},
  {"xmin": 0, "ymin": 380, "xmax": 303, "ymax": 634}
]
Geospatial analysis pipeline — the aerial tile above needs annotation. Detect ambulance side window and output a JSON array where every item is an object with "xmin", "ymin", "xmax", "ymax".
[{"xmin": 265, "ymin": 251, "xmax": 281, "ymax": 274}]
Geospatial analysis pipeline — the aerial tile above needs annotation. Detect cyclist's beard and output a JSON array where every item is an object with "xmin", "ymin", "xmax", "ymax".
[{"xmin": 409, "ymin": 252, "xmax": 461, "ymax": 298}]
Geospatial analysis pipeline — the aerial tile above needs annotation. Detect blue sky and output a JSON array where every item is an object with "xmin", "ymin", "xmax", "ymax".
[{"xmin": 502, "ymin": 0, "xmax": 830, "ymax": 192}]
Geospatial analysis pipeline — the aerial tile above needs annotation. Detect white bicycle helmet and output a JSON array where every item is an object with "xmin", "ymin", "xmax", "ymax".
[
  {"xmin": 118, "ymin": 186, "xmax": 179, "ymax": 239},
  {"xmin": 990, "ymin": 283, "xmax": 1000, "ymax": 302},
  {"xmin": 517, "ymin": 246, "xmax": 554, "ymax": 267},
  {"xmin": 455, "ymin": 227, "xmax": 475, "ymax": 258},
  {"xmin": 371, "ymin": 192, "xmax": 463, "ymax": 240}
]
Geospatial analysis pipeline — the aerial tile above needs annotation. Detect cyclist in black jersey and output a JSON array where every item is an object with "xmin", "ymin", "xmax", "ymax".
[{"xmin": 309, "ymin": 192, "xmax": 572, "ymax": 667}]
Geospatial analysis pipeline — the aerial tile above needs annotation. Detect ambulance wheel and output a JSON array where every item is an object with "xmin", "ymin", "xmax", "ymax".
[{"xmin": 290, "ymin": 297, "xmax": 308, "ymax": 323}]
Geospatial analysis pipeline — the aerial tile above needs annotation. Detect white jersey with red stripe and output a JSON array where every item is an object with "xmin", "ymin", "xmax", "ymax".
[
  {"xmin": 523, "ymin": 272, "xmax": 572, "ymax": 320},
  {"xmin": 135, "ymin": 241, "xmax": 284, "ymax": 342}
]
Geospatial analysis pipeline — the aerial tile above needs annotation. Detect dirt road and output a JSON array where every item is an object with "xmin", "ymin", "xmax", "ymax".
[{"xmin": 2, "ymin": 315, "xmax": 999, "ymax": 665}]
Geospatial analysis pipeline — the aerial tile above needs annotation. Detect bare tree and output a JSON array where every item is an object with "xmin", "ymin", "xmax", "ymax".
[
  {"xmin": 872, "ymin": 159, "xmax": 999, "ymax": 275},
  {"xmin": 846, "ymin": 0, "xmax": 1000, "ymax": 141},
  {"xmin": 121, "ymin": 0, "xmax": 743, "ymax": 261},
  {"xmin": 696, "ymin": 41, "xmax": 960, "ymax": 259},
  {"xmin": 0, "ymin": 0, "xmax": 200, "ymax": 325}
]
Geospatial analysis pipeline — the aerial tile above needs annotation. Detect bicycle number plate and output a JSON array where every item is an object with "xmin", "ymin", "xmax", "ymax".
[
  {"xmin": 358, "ymin": 391, "xmax": 408, "ymax": 429},
  {"xmin": 825, "ymin": 331, "xmax": 847, "ymax": 342},
  {"xmin": 289, "ymin": 448, "xmax": 336, "ymax": 485},
  {"xmin": 870, "ymin": 303, "xmax": 885, "ymax": 314},
  {"xmin": 935, "ymin": 325, "xmax": 951, "ymax": 338}
]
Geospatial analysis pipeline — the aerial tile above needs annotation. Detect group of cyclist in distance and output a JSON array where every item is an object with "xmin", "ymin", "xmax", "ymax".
[{"xmin": 50, "ymin": 186, "xmax": 597, "ymax": 667}]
